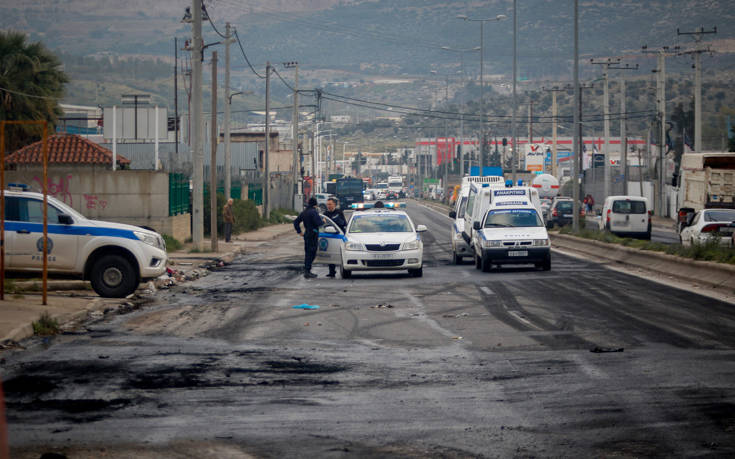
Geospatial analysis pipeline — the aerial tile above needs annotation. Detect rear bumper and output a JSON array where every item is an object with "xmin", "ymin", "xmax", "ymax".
[{"xmin": 481, "ymin": 247, "xmax": 550, "ymax": 264}]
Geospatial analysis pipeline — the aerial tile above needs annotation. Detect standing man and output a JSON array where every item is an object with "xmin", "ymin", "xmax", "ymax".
[
  {"xmin": 223, "ymin": 198, "xmax": 235, "ymax": 243},
  {"xmin": 293, "ymin": 197, "xmax": 322, "ymax": 278},
  {"xmin": 322, "ymin": 197, "xmax": 347, "ymax": 278}
]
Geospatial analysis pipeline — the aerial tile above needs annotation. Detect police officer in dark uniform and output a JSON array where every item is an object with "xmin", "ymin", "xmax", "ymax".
[
  {"xmin": 293, "ymin": 197, "xmax": 323, "ymax": 278},
  {"xmin": 322, "ymin": 197, "xmax": 347, "ymax": 278}
]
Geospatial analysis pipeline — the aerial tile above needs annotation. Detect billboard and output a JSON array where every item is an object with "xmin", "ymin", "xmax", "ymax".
[
  {"xmin": 103, "ymin": 107, "xmax": 167, "ymax": 141},
  {"xmin": 525, "ymin": 144, "xmax": 545, "ymax": 172}
]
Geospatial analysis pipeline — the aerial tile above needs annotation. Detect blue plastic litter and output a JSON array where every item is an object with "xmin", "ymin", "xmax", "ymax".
[{"xmin": 292, "ymin": 304, "xmax": 320, "ymax": 310}]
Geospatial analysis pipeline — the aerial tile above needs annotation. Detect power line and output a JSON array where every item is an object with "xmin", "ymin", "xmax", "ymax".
[
  {"xmin": 233, "ymin": 30, "xmax": 266, "ymax": 79},
  {"xmin": 271, "ymin": 67, "xmax": 296, "ymax": 92},
  {"xmin": 0, "ymin": 86, "xmax": 61, "ymax": 100},
  {"xmin": 202, "ymin": 2, "xmax": 228, "ymax": 39}
]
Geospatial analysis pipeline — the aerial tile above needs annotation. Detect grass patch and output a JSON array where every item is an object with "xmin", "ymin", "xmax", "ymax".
[
  {"xmin": 558, "ymin": 226, "xmax": 735, "ymax": 265},
  {"xmin": 32, "ymin": 311, "xmax": 59, "ymax": 336},
  {"xmin": 162, "ymin": 234, "xmax": 183, "ymax": 251},
  {"xmin": 267, "ymin": 208, "xmax": 297, "ymax": 225}
]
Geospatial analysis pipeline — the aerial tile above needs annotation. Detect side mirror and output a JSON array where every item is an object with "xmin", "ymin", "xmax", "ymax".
[
  {"xmin": 58, "ymin": 214, "xmax": 73, "ymax": 225},
  {"xmin": 473, "ymin": 221, "xmax": 481, "ymax": 231},
  {"xmin": 448, "ymin": 210, "xmax": 457, "ymax": 219},
  {"xmin": 323, "ymin": 226, "xmax": 337, "ymax": 234},
  {"xmin": 416, "ymin": 224, "xmax": 428, "ymax": 232}
]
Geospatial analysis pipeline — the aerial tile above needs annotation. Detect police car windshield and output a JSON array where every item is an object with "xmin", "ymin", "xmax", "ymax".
[
  {"xmin": 485, "ymin": 209, "xmax": 543, "ymax": 228},
  {"xmin": 349, "ymin": 214, "xmax": 413, "ymax": 233}
]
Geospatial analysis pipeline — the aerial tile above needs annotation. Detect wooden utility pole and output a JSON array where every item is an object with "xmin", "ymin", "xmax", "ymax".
[
  {"xmin": 210, "ymin": 51, "xmax": 218, "ymax": 252},
  {"xmin": 264, "ymin": 62, "xmax": 271, "ymax": 219}
]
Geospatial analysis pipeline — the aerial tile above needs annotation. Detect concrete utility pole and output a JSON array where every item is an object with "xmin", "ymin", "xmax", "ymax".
[
  {"xmin": 590, "ymin": 58, "xmax": 620, "ymax": 200},
  {"xmin": 542, "ymin": 86, "xmax": 569, "ymax": 178},
  {"xmin": 621, "ymin": 78, "xmax": 627, "ymax": 195},
  {"xmin": 210, "ymin": 51, "xmax": 218, "ymax": 252},
  {"xmin": 572, "ymin": 0, "xmax": 580, "ymax": 231},
  {"xmin": 512, "ymin": 0, "xmax": 517, "ymax": 182},
  {"xmin": 528, "ymin": 99, "xmax": 534, "ymax": 144},
  {"xmin": 264, "ymin": 62, "xmax": 271, "ymax": 219},
  {"xmin": 677, "ymin": 27, "xmax": 717, "ymax": 152},
  {"xmin": 191, "ymin": 0, "xmax": 204, "ymax": 250},
  {"xmin": 283, "ymin": 61, "xmax": 300, "ymax": 210},
  {"xmin": 223, "ymin": 23, "xmax": 233, "ymax": 201}
]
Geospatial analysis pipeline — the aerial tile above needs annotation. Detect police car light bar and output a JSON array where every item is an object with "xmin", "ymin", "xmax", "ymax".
[{"xmin": 7, "ymin": 183, "xmax": 29, "ymax": 191}]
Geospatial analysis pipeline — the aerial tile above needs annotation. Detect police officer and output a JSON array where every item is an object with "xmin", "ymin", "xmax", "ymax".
[
  {"xmin": 293, "ymin": 197, "xmax": 323, "ymax": 278},
  {"xmin": 322, "ymin": 197, "xmax": 347, "ymax": 278}
]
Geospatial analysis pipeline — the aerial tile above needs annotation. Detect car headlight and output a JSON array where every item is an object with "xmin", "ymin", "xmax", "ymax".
[
  {"xmin": 482, "ymin": 239, "xmax": 503, "ymax": 248},
  {"xmin": 533, "ymin": 238, "xmax": 550, "ymax": 247},
  {"xmin": 345, "ymin": 241, "xmax": 365, "ymax": 251},
  {"xmin": 135, "ymin": 231, "xmax": 162, "ymax": 249},
  {"xmin": 402, "ymin": 240, "xmax": 420, "ymax": 250}
]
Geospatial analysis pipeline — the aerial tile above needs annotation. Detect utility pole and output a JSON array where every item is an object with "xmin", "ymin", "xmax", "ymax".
[
  {"xmin": 590, "ymin": 58, "xmax": 620, "ymax": 200},
  {"xmin": 264, "ymin": 62, "xmax": 271, "ymax": 219},
  {"xmin": 210, "ymin": 51, "xmax": 218, "ymax": 252},
  {"xmin": 512, "ymin": 0, "xmax": 518, "ymax": 183},
  {"xmin": 643, "ymin": 45, "xmax": 677, "ymax": 216},
  {"xmin": 621, "ymin": 78, "xmax": 627, "ymax": 195},
  {"xmin": 572, "ymin": 0, "xmax": 580, "ymax": 231},
  {"xmin": 528, "ymin": 99, "xmax": 534, "ymax": 144},
  {"xmin": 174, "ymin": 37, "xmax": 179, "ymax": 154},
  {"xmin": 283, "ymin": 61, "xmax": 300, "ymax": 209},
  {"xmin": 542, "ymin": 86, "xmax": 569, "ymax": 178},
  {"xmin": 223, "ymin": 22, "xmax": 233, "ymax": 201},
  {"xmin": 677, "ymin": 26, "xmax": 717, "ymax": 152},
  {"xmin": 191, "ymin": 0, "xmax": 204, "ymax": 250}
]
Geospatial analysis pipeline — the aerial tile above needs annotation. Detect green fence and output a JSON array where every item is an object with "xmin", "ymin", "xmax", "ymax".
[
  {"xmin": 248, "ymin": 183, "xmax": 263, "ymax": 205},
  {"xmin": 169, "ymin": 173, "xmax": 190, "ymax": 216},
  {"xmin": 203, "ymin": 183, "xmax": 244, "ymax": 201}
]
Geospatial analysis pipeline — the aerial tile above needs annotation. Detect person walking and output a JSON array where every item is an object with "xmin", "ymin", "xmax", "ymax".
[
  {"xmin": 223, "ymin": 198, "xmax": 235, "ymax": 243},
  {"xmin": 322, "ymin": 197, "xmax": 347, "ymax": 278},
  {"xmin": 293, "ymin": 197, "xmax": 323, "ymax": 278}
]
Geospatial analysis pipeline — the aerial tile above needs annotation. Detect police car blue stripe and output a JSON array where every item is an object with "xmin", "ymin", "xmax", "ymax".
[
  {"xmin": 319, "ymin": 232, "xmax": 347, "ymax": 241},
  {"xmin": 4, "ymin": 221, "xmax": 138, "ymax": 240}
]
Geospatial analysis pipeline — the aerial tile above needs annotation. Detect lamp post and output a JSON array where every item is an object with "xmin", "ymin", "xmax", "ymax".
[
  {"xmin": 457, "ymin": 13, "xmax": 507, "ymax": 175},
  {"xmin": 441, "ymin": 45, "xmax": 480, "ymax": 176}
]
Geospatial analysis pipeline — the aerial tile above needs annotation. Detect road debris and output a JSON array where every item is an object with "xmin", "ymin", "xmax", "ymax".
[
  {"xmin": 371, "ymin": 303, "xmax": 394, "ymax": 309},
  {"xmin": 590, "ymin": 346, "xmax": 624, "ymax": 353},
  {"xmin": 293, "ymin": 304, "xmax": 320, "ymax": 310}
]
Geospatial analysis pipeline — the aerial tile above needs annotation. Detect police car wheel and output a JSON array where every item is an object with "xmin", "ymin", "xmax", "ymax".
[
  {"xmin": 90, "ymin": 255, "xmax": 138, "ymax": 298},
  {"xmin": 452, "ymin": 252, "xmax": 460, "ymax": 265},
  {"xmin": 340, "ymin": 265, "xmax": 352, "ymax": 279},
  {"xmin": 409, "ymin": 267, "xmax": 423, "ymax": 277},
  {"xmin": 481, "ymin": 256, "xmax": 492, "ymax": 273}
]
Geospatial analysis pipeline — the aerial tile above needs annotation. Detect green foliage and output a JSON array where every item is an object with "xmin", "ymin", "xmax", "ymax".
[
  {"xmin": 268, "ymin": 208, "xmax": 297, "ymax": 225},
  {"xmin": 203, "ymin": 193, "xmax": 271, "ymax": 236},
  {"xmin": 0, "ymin": 31, "xmax": 68, "ymax": 151},
  {"xmin": 32, "ymin": 311, "xmax": 59, "ymax": 336},
  {"xmin": 162, "ymin": 234, "xmax": 183, "ymax": 252},
  {"xmin": 559, "ymin": 227, "xmax": 735, "ymax": 265}
]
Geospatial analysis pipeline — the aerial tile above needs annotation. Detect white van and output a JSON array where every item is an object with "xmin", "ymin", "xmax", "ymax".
[
  {"xmin": 599, "ymin": 195, "xmax": 651, "ymax": 239},
  {"xmin": 471, "ymin": 199, "xmax": 551, "ymax": 272},
  {"xmin": 449, "ymin": 176, "xmax": 504, "ymax": 264},
  {"xmin": 464, "ymin": 185, "xmax": 541, "ymax": 247}
]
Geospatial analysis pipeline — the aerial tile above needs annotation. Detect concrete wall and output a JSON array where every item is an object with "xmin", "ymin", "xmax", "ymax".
[{"xmin": 6, "ymin": 167, "xmax": 191, "ymax": 240}]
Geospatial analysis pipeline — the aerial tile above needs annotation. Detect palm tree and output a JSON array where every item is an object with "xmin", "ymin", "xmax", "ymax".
[{"xmin": 0, "ymin": 31, "xmax": 68, "ymax": 152}]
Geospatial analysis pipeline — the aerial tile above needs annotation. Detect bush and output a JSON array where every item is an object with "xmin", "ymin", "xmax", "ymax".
[
  {"xmin": 162, "ymin": 234, "xmax": 183, "ymax": 251},
  {"xmin": 268, "ymin": 208, "xmax": 297, "ymax": 225},
  {"xmin": 33, "ymin": 311, "xmax": 59, "ymax": 336},
  {"xmin": 559, "ymin": 226, "xmax": 735, "ymax": 265},
  {"xmin": 202, "ymin": 193, "xmax": 296, "ymax": 237},
  {"xmin": 233, "ymin": 199, "xmax": 262, "ymax": 232}
]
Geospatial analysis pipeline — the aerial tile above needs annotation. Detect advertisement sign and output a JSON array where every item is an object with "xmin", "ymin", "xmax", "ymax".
[
  {"xmin": 436, "ymin": 137, "xmax": 456, "ymax": 165},
  {"xmin": 525, "ymin": 144, "xmax": 545, "ymax": 172}
]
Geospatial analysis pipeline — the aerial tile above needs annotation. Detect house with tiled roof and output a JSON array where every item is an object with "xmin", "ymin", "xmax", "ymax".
[
  {"xmin": 3, "ymin": 133, "xmax": 190, "ymax": 241},
  {"xmin": 4, "ymin": 133, "xmax": 129, "ymax": 169}
]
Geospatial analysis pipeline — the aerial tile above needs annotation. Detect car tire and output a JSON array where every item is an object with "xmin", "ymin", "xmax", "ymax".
[
  {"xmin": 452, "ymin": 251, "xmax": 461, "ymax": 265},
  {"xmin": 340, "ymin": 265, "xmax": 352, "ymax": 279},
  {"xmin": 409, "ymin": 267, "xmax": 423, "ymax": 277},
  {"xmin": 481, "ymin": 255, "xmax": 492, "ymax": 273},
  {"xmin": 542, "ymin": 255, "xmax": 551, "ymax": 271},
  {"xmin": 475, "ymin": 253, "xmax": 482, "ymax": 270},
  {"xmin": 90, "ymin": 254, "xmax": 138, "ymax": 298}
]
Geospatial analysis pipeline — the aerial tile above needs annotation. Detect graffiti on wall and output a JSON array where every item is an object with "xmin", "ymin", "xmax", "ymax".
[
  {"xmin": 83, "ymin": 194, "xmax": 108, "ymax": 210},
  {"xmin": 32, "ymin": 174, "xmax": 73, "ymax": 207}
]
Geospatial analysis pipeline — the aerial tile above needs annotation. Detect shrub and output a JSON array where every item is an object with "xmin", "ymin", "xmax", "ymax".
[
  {"xmin": 162, "ymin": 234, "xmax": 183, "ymax": 251},
  {"xmin": 33, "ymin": 311, "xmax": 59, "ymax": 336}
]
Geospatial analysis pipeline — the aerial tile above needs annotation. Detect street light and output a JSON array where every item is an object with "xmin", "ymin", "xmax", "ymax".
[{"xmin": 457, "ymin": 13, "xmax": 507, "ymax": 175}]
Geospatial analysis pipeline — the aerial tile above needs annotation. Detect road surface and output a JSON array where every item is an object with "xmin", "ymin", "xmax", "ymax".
[{"xmin": 3, "ymin": 203, "xmax": 735, "ymax": 458}]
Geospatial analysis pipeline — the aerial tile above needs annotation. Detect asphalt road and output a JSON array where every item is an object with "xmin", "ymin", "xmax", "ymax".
[
  {"xmin": 3, "ymin": 203, "xmax": 735, "ymax": 458},
  {"xmin": 582, "ymin": 216, "xmax": 680, "ymax": 244}
]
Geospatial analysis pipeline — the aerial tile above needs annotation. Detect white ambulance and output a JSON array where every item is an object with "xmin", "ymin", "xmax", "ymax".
[{"xmin": 449, "ymin": 176, "xmax": 504, "ymax": 264}]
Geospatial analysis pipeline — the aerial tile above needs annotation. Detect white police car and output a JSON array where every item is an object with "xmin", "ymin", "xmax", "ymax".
[
  {"xmin": 314, "ymin": 209, "xmax": 427, "ymax": 278},
  {"xmin": 2, "ymin": 188, "xmax": 167, "ymax": 297}
]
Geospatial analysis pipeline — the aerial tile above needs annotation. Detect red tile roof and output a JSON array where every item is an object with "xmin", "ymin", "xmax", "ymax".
[{"xmin": 5, "ymin": 134, "xmax": 130, "ymax": 166}]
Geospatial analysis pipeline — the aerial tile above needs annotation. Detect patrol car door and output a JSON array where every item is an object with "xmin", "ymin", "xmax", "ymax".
[
  {"xmin": 2, "ymin": 196, "xmax": 17, "ymax": 268},
  {"xmin": 10, "ymin": 197, "xmax": 78, "ymax": 270},
  {"xmin": 314, "ymin": 215, "xmax": 344, "ymax": 264}
]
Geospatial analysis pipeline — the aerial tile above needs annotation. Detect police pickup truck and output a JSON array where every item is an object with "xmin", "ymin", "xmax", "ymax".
[{"xmin": 2, "ymin": 187, "xmax": 167, "ymax": 297}]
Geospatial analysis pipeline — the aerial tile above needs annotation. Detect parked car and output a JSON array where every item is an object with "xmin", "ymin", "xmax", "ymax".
[
  {"xmin": 314, "ymin": 193, "xmax": 335, "ymax": 211},
  {"xmin": 315, "ymin": 209, "xmax": 427, "ymax": 278},
  {"xmin": 599, "ymin": 196, "xmax": 651, "ymax": 239},
  {"xmin": 545, "ymin": 197, "xmax": 584, "ymax": 228},
  {"xmin": 3, "ymin": 188, "xmax": 167, "ymax": 297},
  {"xmin": 679, "ymin": 208, "xmax": 735, "ymax": 247}
]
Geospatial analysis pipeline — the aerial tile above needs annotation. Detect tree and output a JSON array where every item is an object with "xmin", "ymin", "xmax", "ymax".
[{"xmin": 0, "ymin": 31, "xmax": 68, "ymax": 151}]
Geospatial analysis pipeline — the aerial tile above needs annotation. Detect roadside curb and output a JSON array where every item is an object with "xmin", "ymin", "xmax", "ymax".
[{"xmin": 551, "ymin": 233, "xmax": 735, "ymax": 293}]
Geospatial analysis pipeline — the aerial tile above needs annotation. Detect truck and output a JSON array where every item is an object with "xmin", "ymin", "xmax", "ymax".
[
  {"xmin": 388, "ymin": 176, "xmax": 404, "ymax": 196},
  {"xmin": 531, "ymin": 173, "xmax": 560, "ymax": 199},
  {"xmin": 676, "ymin": 152, "xmax": 735, "ymax": 231},
  {"xmin": 336, "ymin": 176, "xmax": 365, "ymax": 209}
]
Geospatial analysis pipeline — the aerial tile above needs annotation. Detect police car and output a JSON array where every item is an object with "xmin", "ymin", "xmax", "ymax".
[
  {"xmin": 314, "ymin": 209, "xmax": 427, "ymax": 278},
  {"xmin": 2, "ymin": 187, "xmax": 168, "ymax": 297}
]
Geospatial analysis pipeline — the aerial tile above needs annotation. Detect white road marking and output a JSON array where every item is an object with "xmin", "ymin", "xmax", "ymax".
[
  {"xmin": 480, "ymin": 286, "xmax": 494, "ymax": 295},
  {"xmin": 507, "ymin": 310, "xmax": 542, "ymax": 330},
  {"xmin": 413, "ymin": 201, "xmax": 455, "ymax": 221}
]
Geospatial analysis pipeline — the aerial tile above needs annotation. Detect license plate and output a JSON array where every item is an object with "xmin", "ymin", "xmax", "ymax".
[
  {"xmin": 563, "ymin": 214, "xmax": 572, "ymax": 218},
  {"xmin": 720, "ymin": 228, "xmax": 734, "ymax": 235},
  {"xmin": 372, "ymin": 253, "xmax": 395, "ymax": 259},
  {"xmin": 508, "ymin": 250, "xmax": 528, "ymax": 257}
]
